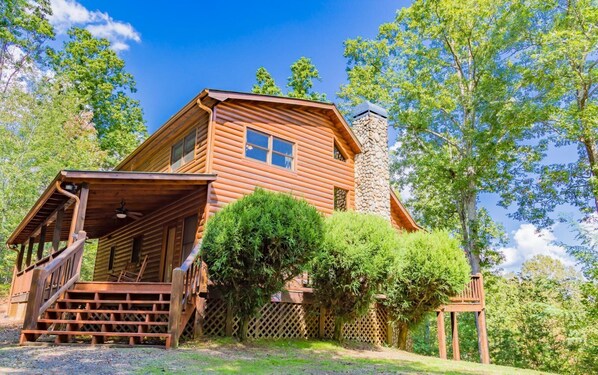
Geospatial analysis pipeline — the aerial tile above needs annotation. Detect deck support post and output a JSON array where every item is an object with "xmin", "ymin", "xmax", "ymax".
[
  {"xmin": 437, "ymin": 310, "xmax": 447, "ymax": 360},
  {"xmin": 168, "ymin": 268, "xmax": 184, "ymax": 348},
  {"xmin": 477, "ymin": 310, "xmax": 490, "ymax": 364},
  {"xmin": 194, "ymin": 296, "xmax": 206, "ymax": 339},
  {"xmin": 451, "ymin": 312, "xmax": 460, "ymax": 361},
  {"xmin": 318, "ymin": 307, "xmax": 326, "ymax": 339},
  {"xmin": 225, "ymin": 303, "xmax": 234, "ymax": 336},
  {"xmin": 22, "ymin": 268, "xmax": 46, "ymax": 331},
  {"xmin": 16, "ymin": 243, "xmax": 25, "ymax": 271},
  {"xmin": 25, "ymin": 237, "xmax": 34, "ymax": 267}
]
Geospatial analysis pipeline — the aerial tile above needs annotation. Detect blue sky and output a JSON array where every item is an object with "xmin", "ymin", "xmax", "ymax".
[{"xmin": 49, "ymin": 0, "xmax": 579, "ymax": 271}]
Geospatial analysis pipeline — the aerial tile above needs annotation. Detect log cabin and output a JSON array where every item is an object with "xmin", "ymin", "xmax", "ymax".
[{"xmin": 4, "ymin": 89, "xmax": 488, "ymax": 361}]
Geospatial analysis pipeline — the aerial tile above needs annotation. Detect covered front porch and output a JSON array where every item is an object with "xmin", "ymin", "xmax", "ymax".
[{"xmin": 6, "ymin": 170, "xmax": 215, "ymax": 347}]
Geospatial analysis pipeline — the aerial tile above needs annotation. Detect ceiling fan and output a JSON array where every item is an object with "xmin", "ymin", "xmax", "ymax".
[{"xmin": 114, "ymin": 199, "xmax": 143, "ymax": 220}]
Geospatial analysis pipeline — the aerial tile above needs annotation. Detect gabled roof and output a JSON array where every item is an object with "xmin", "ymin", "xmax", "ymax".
[
  {"xmin": 390, "ymin": 189, "xmax": 422, "ymax": 232},
  {"xmin": 116, "ymin": 89, "xmax": 362, "ymax": 171}
]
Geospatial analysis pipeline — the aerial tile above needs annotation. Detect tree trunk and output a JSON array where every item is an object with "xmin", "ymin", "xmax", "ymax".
[
  {"xmin": 333, "ymin": 317, "xmax": 344, "ymax": 342},
  {"xmin": 583, "ymin": 139, "xmax": 598, "ymax": 213},
  {"xmin": 458, "ymin": 191, "xmax": 481, "ymax": 274},
  {"xmin": 396, "ymin": 322, "xmax": 408, "ymax": 350},
  {"xmin": 239, "ymin": 316, "xmax": 250, "ymax": 342}
]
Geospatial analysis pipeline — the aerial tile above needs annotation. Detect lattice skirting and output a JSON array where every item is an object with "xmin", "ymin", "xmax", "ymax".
[{"xmin": 203, "ymin": 298, "xmax": 389, "ymax": 345}]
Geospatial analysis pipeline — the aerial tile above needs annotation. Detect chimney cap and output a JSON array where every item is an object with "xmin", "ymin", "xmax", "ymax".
[{"xmin": 352, "ymin": 101, "xmax": 388, "ymax": 119}]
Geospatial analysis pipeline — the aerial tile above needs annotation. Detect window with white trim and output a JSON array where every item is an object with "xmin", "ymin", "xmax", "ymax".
[{"xmin": 245, "ymin": 128, "xmax": 294, "ymax": 170}]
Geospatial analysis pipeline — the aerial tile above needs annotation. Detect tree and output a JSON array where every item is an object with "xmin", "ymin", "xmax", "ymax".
[
  {"xmin": 0, "ymin": 0, "xmax": 54, "ymax": 92},
  {"xmin": 251, "ymin": 57, "xmax": 327, "ymax": 101},
  {"xmin": 201, "ymin": 188, "xmax": 323, "ymax": 341},
  {"xmin": 310, "ymin": 211, "xmax": 397, "ymax": 341},
  {"xmin": 252, "ymin": 67, "xmax": 283, "ymax": 96},
  {"xmin": 384, "ymin": 230, "xmax": 470, "ymax": 349},
  {"xmin": 49, "ymin": 28, "xmax": 146, "ymax": 164},
  {"xmin": 339, "ymin": 0, "xmax": 539, "ymax": 274},
  {"xmin": 509, "ymin": 0, "xmax": 598, "ymax": 226},
  {"xmin": 0, "ymin": 79, "xmax": 106, "ymax": 281}
]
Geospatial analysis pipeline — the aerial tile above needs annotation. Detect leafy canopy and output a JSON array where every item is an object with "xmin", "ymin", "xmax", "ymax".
[
  {"xmin": 49, "ymin": 27, "xmax": 147, "ymax": 165},
  {"xmin": 310, "ymin": 211, "xmax": 397, "ymax": 341},
  {"xmin": 252, "ymin": 57, "xmax": 326, "ymax": 101},
  {"xmin": 201, "ymin": 188, "xmax": 323, "ymax": 340},
  {"xmin": 339, "ymin": 0, "xmax": 540, "ymax": 273}
]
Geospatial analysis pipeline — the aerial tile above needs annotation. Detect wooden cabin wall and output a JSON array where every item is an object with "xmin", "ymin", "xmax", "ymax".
[
  {"xmin": 119, "ymin": 109, "xmax": 209, "ymax": 173},
  {"xmin": 208, "ymin": 100, "xmax": 356, "ymax": 216},
  {"xmin": 93, "ymin": 189, "xmax": 207, "ymax": 282}
]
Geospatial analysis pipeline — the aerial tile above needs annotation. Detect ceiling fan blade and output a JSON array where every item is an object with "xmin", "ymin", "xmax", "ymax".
[{"xmin": 128, "ymin": 211, "xmax": 143, "ymax": 217}]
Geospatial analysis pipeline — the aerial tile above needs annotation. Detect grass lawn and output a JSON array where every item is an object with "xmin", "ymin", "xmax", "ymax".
[{"xmin": 138, "ymin": 338, "xmax": 552, "ymax": 375}]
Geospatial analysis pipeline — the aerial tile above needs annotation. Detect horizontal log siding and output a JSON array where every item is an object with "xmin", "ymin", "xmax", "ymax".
[
  {"xmin": 119, "ymin": 109, "xmax": 209, "ymax": 173},
  {"xmin": 94, "ymin": 189, "xmax": 207, "ymax": 282},
  {"xmin": 209, "ymin": 101, "xmax": 355, "ymax": 216}
]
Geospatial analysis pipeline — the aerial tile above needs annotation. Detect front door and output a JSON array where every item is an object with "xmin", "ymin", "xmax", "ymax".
[{"xmin": 161, "ymin": 225, "xmax": 177, "ymax": 282}]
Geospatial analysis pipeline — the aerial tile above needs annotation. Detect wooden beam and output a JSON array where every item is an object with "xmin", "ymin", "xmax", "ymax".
[
  {"xmin": 437, "ymin": 311, "xmax": 447, "ymax": 360},
  {"xmin": 52, "ymin": 207, "xmax": 65, "ymax": 252},
  {"xmin": 319, "ymin": 307, "xmax": 326, "ymax": 339},
  {"xmin": 25, "ymin": 237, "xmax": 34, "ymax": 267},
  {"xmin": 36, "ymin": 225, "xmax": 47, "ymax": 260},
  {"xmin": 168, "ymin": 268, "xmax": 184, "ymax": 348},
  {"xmin": 74, "ymin": 183, "xmax": 89, "ymax": 234},
  {"xmin": 477, "ymin": 310, "xmax": 490, "ymax": 364},
  {"xmin": 16, "ymin": 244, "xmax": 25, "ymax": 272},
  {"xmin": 451, "ymin": 312, "xmax": 460, "ymax": 361}
]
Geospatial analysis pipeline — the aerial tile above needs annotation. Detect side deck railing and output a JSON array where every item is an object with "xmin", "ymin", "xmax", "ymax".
[
  {"xmin": 447, "ymin": 273, "xmax": 484, "ymax": 307},
  {"xmin": 22, "ymin": 231, "xmax": 87, "ymax": 331},
  {"xmin": 168, "ymin": 241, "xmax": 203, "ymax": 348}
]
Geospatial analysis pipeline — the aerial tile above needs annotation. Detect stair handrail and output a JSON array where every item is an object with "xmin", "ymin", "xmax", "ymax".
[
  {"xmin": 22, "ymin": 231, "xmax": 87, "ymax": 330},
  {"xmin": 168, "ymin": 240, "xmax": 203, "ymax": 348}
]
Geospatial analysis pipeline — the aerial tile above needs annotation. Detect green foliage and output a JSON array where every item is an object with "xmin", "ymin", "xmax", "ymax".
[
  {"xmin": 201, "ymin": 188, "xmax": 323, "ymax": 340},
  {"xmin": 252, "ymin": 67, "xmax": 283, "ymax": 96},
  {"xmin": 251, "ymin": 57, "xmax": 326, "ymax": 101},
  {"xmin": 0, "ymin": 0, "xmax": 54, "ymax": 91},
  {"xmin": 384, "ymin": 230, "xmax": 470, "ymax": 348},
  {"xmin": 310, "ymin": 211, "xmax": 397, "ymax": 341},
  {"xmin": 508, "ymin": 0, "xmax": 598, "ymax": 225},
  {"xmin": 339, "ymin": 0, "xmax": 541, "ymax": 273},
  {"xmin": 0, "ymin": 80, "xmax": 106, "ymax": 281},
  {"xmin": 49, "ymin": 28, "xmax": 147, "ymax": 165}
]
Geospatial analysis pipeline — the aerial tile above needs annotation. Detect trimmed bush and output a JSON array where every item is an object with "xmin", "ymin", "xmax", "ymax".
[
  {"xmin": 201, "ymin": 188, "xmax": 323, "ymax": 340},
  {"xmin": 384, "ymin": 230, "xmax": 470, "ymax": 349},
  {"xmin": 310, "ymin": 211, "xmax": 398, "ymax": 341}
]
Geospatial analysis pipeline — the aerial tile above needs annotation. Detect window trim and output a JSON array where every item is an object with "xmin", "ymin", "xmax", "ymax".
[
  {"xmin": 244, "ymin": 127, "xmax": 295, "ymax": 171},
  {"xmin": 170, "ymin": 129, "xmax": 197, "ymax": 172}
]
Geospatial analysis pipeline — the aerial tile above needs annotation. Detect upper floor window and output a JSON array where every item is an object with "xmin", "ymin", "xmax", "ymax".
[
  {"xmin": 245, "ymin": 128, "xmax": 294, "ymax": 170},
  {"xmin": 171, "ymin": 130, "xmax": 196, "ymax": 171},
  {"xmin": 333, "ymin": 141, "xmax": 346, "ymax": 162}
]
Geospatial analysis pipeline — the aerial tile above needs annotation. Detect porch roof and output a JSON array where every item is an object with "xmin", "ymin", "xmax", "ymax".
[{"xmin": 7, "ymin": 170, "xmax": 216, "ymax": 245}]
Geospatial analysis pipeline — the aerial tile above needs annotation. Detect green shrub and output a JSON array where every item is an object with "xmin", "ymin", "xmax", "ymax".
[
  {"xmin": 201, "ymin": 188, "xmax": 323, "ymax": 340},
  {"xmin": 384, "ymin": 230, "xmax": 470, "ymax": 349},
  {"xmin": 310, "ymin": 211, "xmax": 398, "ymax": 341}
]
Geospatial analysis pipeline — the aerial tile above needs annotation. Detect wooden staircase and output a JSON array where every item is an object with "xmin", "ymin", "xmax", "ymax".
[{"xmin": 20, "ymin": 282, "xmax": 174, "ymax": 347}]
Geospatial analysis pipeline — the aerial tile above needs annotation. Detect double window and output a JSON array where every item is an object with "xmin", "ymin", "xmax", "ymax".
[
  {"xmin": 245, "ymin": 128, "xmax": 294, "ymax": 170},
  {"xmin": 171, "ymin": 130, "xmax": 196, "ymax": 171}
]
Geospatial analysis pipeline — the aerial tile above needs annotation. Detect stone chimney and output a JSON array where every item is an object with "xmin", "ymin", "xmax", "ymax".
[{"xmin": 351, "ymin": 101, "xmax": 390, "ymax": 220}]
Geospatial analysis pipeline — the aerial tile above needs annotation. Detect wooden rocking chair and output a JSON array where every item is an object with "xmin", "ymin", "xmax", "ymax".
[{"xmin": 116, "ymin": 255, "xmax": 148, "ymax": 282}]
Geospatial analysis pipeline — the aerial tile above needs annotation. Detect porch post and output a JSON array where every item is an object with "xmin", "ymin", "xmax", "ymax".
[
  {"xmin": 74, "ymin": 183, "xmax": 89, "ymax": 235},
  {"xmin": 16, "ymin": 244, "xmax": 25, "ymax": 272},
  {"xmin": 25, "ymin": 237, "xmax": 34, "ymax": 267},
  {"xmin": 51, "ymin": 207, "xmax": 65, "ymax": 253},
  {"xmin": 36, "ymin": 225, "xmax": 47, "ymax": 260}
]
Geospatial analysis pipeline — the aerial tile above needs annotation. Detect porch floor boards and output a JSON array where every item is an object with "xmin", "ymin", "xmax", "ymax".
[{"xmin": 20, "ymin": 281, "xmax": 174, "ymax": 348}]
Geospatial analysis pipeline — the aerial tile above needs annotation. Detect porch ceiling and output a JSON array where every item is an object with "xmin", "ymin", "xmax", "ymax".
[{"xmin": 8, "ymin": 170, "xmax": 216, "ymax": 245}]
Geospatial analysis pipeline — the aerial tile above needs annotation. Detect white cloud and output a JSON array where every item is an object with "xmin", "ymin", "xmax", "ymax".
[
  {"xmin": 49, "ymin": 0, "xmax": 140, "ymax": 51},
  {"xmin": 498, "ymin": 223, "xmax": 576, "ymax": 273}
]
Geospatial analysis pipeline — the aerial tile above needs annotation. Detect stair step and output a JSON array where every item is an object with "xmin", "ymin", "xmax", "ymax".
[
  {"xmin": 66, "ymin": 290, "xmax": 170, "ymax": 295},
  {"xmin": 46, "ymin": 308, "xmax": 169, "ymax": 314},
  {"xmin": 58, "ymin": 299, "xmax": 170, "ymax": 304},
  {"xmin": 38, "ymin": 319, "xmax": 168, "ymax": 326},
  {"xmin": 21, "ymin": 330, "xmax": 171, "ymax": 338}
]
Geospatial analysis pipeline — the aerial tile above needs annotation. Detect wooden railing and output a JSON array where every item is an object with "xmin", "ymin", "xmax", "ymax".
[
  {"xmin": 448, "ymin": 273, "xmax": 484, "ymax": 306},
  {"xmin": 10, "ymin": 246, "xmax": 70, "ymax": 298},
  {"xmin": 168, "ymin": 241, "xmax": 203, "ymax": 348},
  {"xmin": 22, "ymin": 231, "xmax": 87, "ymax": 330}
]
